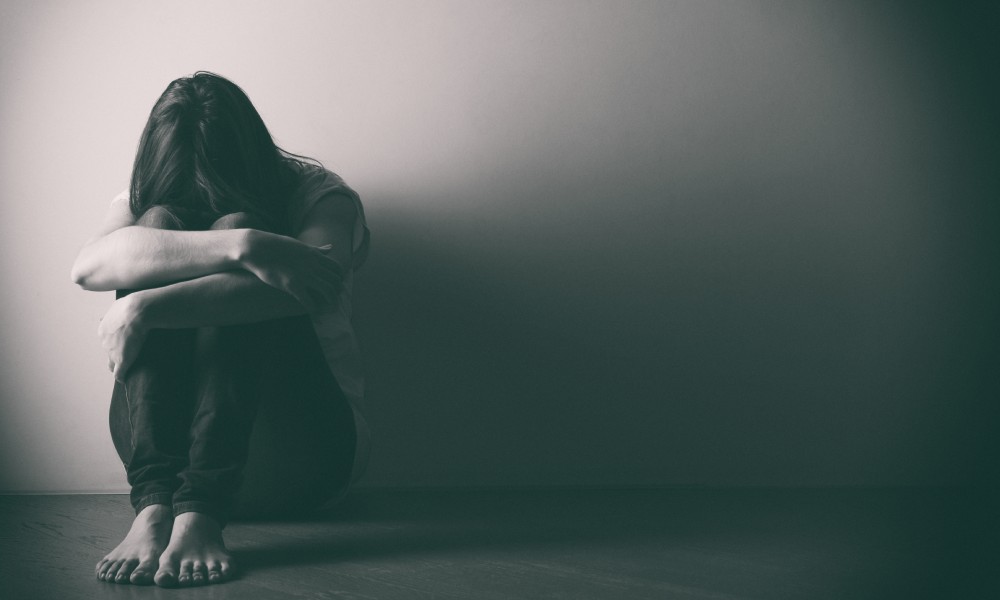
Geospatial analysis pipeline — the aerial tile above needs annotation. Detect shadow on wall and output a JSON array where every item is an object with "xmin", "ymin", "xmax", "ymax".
[
  {"xmin": 353, "ymin": 182, "xmax": 998, "ymax": 488},
  {"xmin": 350, "ymin": 3, "xmax": 1000, "ymax": 488}
]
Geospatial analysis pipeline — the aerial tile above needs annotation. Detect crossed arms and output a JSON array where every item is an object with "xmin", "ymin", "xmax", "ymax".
[{"xmin": 71, "ymin": 194, "xmax": 357, "ymax": 379}]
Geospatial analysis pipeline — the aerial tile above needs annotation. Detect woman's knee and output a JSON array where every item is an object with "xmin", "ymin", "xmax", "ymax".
[
  {"xmin": 136, "ymin": 205, "xmax": 186, "ymax": 230},
  {"xmin": 210, "ymin": 212, "xmax": 268, "ymax": 231}
]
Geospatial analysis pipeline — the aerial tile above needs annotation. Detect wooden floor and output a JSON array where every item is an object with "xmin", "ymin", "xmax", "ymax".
[{"xmin": 0, "ymin": 488, "xmax": 996, "ymax": 599}]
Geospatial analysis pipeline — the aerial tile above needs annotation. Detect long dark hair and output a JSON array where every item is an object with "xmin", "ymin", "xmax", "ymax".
[{"xmin": 129, "ymin": 71, "xmax": 307, "ymax": 234}]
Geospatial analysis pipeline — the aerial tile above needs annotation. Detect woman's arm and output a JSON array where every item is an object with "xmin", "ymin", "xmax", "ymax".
[
  {"xmin": 144, "ymin": 195, "xmax": 357, "ymax": 326},
  {"xmin": 73, "ymin": 193, "xmax": 357, "ymax": 295},
  {"xmin": 138, "ymin": 194, "xmax": 358, "ymax": 328},
  {"xmin": 100, "ymin": 194, "xmax": 357, "ymax": 378},
  {"xmin": 70, "ymin": 197, "xmax": 247, "ymax": 291},
  {"xmin": 71, "ymin": 226, "xmax": 248, "ymax": 291},
  {"xmin": 131, "ymin": 270, "xmax": 315, "ymax": 328},
  {"xmin": 100, "ymin": 271, "xmax": 308, "ymax": 380}
]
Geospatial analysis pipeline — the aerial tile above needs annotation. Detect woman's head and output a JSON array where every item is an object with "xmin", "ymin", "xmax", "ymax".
[{"xmin": 129, "ymin": 72, "xmax": 292, "ymax": 232}]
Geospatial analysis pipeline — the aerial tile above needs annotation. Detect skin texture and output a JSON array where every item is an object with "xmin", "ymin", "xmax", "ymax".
[
  {"xmin": 154, "ymin": 512, "xmax": 234, "ymax": 587},
  {"xmin": 79, "ymin": 193, "xmax": 358, "ymax": 586},
  {"xmin": 70, "ymin": 199, "xmax": 246, "ymax": 292},
  {"xmin": 95, "ymin": 504, "xmax": 172, "ymax": 585}
]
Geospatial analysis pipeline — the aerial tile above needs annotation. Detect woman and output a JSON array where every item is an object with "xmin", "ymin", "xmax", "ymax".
[{"xmin": 71, "ymin": 72, "xmax": 370, "ymax": 587}]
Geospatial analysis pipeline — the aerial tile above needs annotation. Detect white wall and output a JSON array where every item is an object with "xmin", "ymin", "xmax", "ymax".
[{"xmin": 1, "ymin": 0, "xmax": 996, "ymax": 492}]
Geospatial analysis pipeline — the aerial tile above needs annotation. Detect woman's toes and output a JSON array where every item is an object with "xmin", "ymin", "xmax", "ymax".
[
  {"xmin": 177, "ymin": 560, "xmax": 194, "ymax": 586},
  {"xmin": 101, "ymin": 559, "xmax": 121, "ymax": 581},
  {"xmin": 153, "ymin": 570, "xmax": 177, "ymax": 588},
  {"xmin": 154, "ymin": 561, "xmax": 179, "ymax": 588},
  {"xmin": 95, "ymin": 558, "xmax": 108, "ymax": 577},
  {"xmin": 191, "ymin": 561, "xmax": 207, "ymax": 585},
  {"xmin": 206, "ymin": 560, "xmax": 221, "ymax": 583},
  {"xmin": 219, "ymin": 560, "xmax": 234, "ymax": 581},
  {"xmin": 99, "ymin": 560, "xmax": 121, "ymax": 581},
  {"xmin": 130, "ymin": 560, "xmax": 157, "ymax": 585},
  {"xmin": 114, "ymin": 559, "xmax": 138, "ymax": 583}
]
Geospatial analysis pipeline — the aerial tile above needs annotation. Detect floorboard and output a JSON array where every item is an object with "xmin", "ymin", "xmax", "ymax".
[{"xmin": 1, "ymin": 488, "xmax": 996, "ymax": 599}]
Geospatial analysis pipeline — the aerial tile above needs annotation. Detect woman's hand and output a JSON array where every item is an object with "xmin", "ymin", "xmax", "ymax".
[
  {"xmin": 238, "ymin": 229, "xmax": 344, "ymax": 313},
  {"xmin": 99, "ymin": 294, "xmax": 148, "ymax": 382}
]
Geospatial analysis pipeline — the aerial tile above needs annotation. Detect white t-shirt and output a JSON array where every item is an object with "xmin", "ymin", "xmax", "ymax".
[{"xmin": 112, "ymin": 160, "xmax": 371, "ymax": 483}]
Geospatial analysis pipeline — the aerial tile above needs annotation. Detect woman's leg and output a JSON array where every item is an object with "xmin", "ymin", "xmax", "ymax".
[
  {"xmin": 233, "ymin": 312, "xmax": 357, "ymax": 518},
  {"xmin": 100, "ymin": 205, "xmax": 204, "ymax": 585},
  {"xmin": 109, "ymin": 206, "xmax": 200, "ymax": 512},
  {"xmin": 154, "ymin": 212, "xmax": 357, "ymax": 587}
]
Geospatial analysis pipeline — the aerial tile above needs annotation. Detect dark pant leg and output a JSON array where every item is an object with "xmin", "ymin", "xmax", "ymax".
[
  {"xmin": 171, "ymin": 213, "xmax": 357, "ymax": 524},
  {"xmin": 110, "ymin": 328, "xmax": 197, "ymax": 514},
  {"xmin": 109, "ymin": 206, "xmax": 204, "ymax": 514},
  {"xmin": 233, "ymin": 317, "xmax": 357, "ymax": 520}
]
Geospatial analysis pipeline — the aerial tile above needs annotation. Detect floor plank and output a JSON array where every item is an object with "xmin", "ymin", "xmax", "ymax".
[{"xmin": 0, "ymin": 488, "xmax": 996, "ymax": 599}]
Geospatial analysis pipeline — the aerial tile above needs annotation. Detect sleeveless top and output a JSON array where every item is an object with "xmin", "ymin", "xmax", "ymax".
[{"xmin": 112, "ymin": 160, "xmax": 371, "ymax": 483}]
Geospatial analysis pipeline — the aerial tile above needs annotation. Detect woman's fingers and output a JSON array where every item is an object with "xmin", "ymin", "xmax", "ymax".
[
  {"xmin": 108, "ymin": 349, "xmax": 123, "ymax": 372},
  {"xmin": 299, "ymin": 275, "xmax": 340, "ymax": 313},
  {"xmin": 315, "ymin": 247, "xmax": 344, "ymax": 274},
  {"xmin": 289, "ymin": 284, "xmax": 318, "ymax": 314},
  {"xmin": 116, "ymin": 352, "xmax": 136, "ymax": 382},
  {"xmin": 255, "ymin": 251, "xmax": 343, "ymax": 313},
  {"xmin": 316, "ymin": 279, "xmax": 339, "ymax": 306},
  {"xmin": 113, "ymin": 350, "xmax": 131, "ymax": 381},
  {"xmin": 318, "ymin": 255, "xmax": 344, "ymax": 278},
  {"xmin": 306, "ymin": 289, "xmax": 328, "ymax": 313}
]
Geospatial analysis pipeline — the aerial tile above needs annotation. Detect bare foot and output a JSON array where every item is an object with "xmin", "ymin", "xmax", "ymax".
[
  {"xmin": 96, "ymin": 504, "xmax": 172, "ymax": 585},
  {"xmin": 154, "ymin": 512, "xmax": 234, "ymax": 587}
]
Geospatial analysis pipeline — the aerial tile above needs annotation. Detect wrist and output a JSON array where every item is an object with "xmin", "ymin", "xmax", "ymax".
[
  {"xmin": 123, "ymin": 291, "xmax": 153, "ymax": 331},
  {"xmin": 232, "ymin": 228, "xmax": 260, "ymax": 268}
]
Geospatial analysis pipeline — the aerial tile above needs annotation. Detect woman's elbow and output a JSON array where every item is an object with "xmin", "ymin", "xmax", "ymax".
[
  {"xmin": 70, "ymin": 260, "xmax": 96, "ymax": 290},
  {"xmin": 70, "ymin": 253, "xmax": 110, "ymax": 291}
]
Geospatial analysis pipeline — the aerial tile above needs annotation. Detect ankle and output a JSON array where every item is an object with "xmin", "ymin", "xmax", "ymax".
[
  {"xmin": 173, "ymin": 511, "xmax": 223, "ymax": 533},
  {"xmin": 136, "ymin": 503, "xmax": 173, "ymax": 524}
]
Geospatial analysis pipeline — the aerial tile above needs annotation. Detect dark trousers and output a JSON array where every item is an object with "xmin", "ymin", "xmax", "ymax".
[{"xmin": 109, "ymin": 207, "xmax": 356, "ymax": 524}]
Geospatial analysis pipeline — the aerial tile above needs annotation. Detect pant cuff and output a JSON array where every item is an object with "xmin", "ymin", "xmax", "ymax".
[
  {"xmin": 173, "ymin": 500, "xmax": 228, "ymax": 528},
  {"xmin": 134, "ymin": 492, "xmax": 174, "ymax": 515}
]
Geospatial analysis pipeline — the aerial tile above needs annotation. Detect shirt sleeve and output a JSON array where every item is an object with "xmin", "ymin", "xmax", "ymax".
[{"xmin": 290, "ymin": 164, "xmax": 371, "ymax": 269}]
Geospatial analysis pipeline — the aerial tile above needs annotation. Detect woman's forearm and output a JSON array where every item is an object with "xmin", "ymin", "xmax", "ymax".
[
  {"xmin": 71, "ymin": 227, "xmax": 249, "ymax": 291},
  {"xmin": 128, "ymin": 271, "xmax": 306, "ymax": 329},
  {"xmin": 132, "ymin": 270, "xmax": 311, "ymax": 330}
]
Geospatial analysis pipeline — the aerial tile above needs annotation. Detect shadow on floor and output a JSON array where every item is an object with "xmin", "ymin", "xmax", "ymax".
[{"xmin": 229, "ymin": 487, "xmax": 999, "ymax": 599}]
